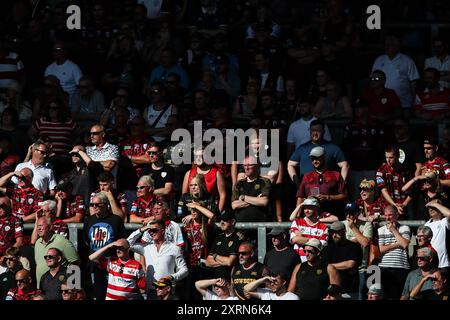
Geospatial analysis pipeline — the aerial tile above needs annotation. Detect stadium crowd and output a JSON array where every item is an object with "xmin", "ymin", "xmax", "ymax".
[{"xmin": 0, "ymin": 0, "xmax": 450, "ymax": 300}]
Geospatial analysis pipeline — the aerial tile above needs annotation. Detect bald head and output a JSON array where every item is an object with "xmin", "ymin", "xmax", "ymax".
[{"xmin": 16, "ymin": 269, "xmax": 30, "ymax": 279}]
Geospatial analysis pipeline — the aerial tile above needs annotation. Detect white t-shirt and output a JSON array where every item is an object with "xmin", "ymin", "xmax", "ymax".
[
  {"xmin": 287, "ymin": 117, "xmax": 332, "ymax": 148},
  {"xmin": 256, "ymin": 288, "xmax": 299, "ymax": 300},
  {"xmin": 45, "ymin": 59, "xmax": 82, "ymax": 96},
  {"xmin": 204, "ymin": 290, "xmax": 239, "ymax": 301},
  {"xmin": 424, "ymin": 55, "xmax": 450, "ymax": 88},
  {"xmin": 425, "ymin": 217, "xmax": 450, "ymax": 268}
]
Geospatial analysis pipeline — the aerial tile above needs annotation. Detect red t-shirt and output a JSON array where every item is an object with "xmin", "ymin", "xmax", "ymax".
[{"xmin": 361, "ymin": 88, "xmax": 401, "ymax": 116}]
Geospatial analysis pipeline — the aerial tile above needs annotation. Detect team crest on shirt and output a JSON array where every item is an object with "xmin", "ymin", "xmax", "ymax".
[
  {"xmin": 4, "ymin": 226, "xmax": 10, "ymax": 232},
  {"xmin": 316, "ymin": 269, "xmax": 323, "ymax": 275},
  {"xmin": 254, "ymin": 184, "xmax": 260, "ymax": 190},
  {"xmin": 28, "ymin": 199, "xmax": 34, "ymax": 205},
  {"xmin": 235, "ymin": 270, "xmax": 241, "ymax": 275},
  {"xmin": 161, "ymin": 172, "xmax": 167, "ymax": 178},
  {"xmin": 58, "ymin": 275, "xmax": 66, "ymax": 282},
  {"xmin": 228, "ymin": 241, "xmax": 234, "ymax": 247},
  {"xmin": 381, "ymin": 97, "xmax": 387, "ymax": 104}
]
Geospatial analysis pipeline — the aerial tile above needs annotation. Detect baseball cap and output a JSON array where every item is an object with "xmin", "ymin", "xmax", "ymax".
[
  {"xmin": 368, "ymin": 283, "xmax": 384, "ymax": 296},
  {"xmin": 303, "ymin": 197, "xmax": 320, "ymax": 207},
  {"xmin": 303, "ymin": 238, "xmax": 323, "ymax": 252},
  {"xmin": 344, "ymin": 202, "xmax": 359, "ymax": 215},
  {"xmin": 218, "ymin": 210, "xmax": 236, "ymax": 221},
  {"xmin": 153, "ymin": 278, "xmax": 172, "ymax": 288},
  {"xmin": 423, "ymin": 137, "xmax": 437, "ymax": 146},
  {"xmin": 268, "ymin": 227, "xmax": 285, "ymax": 236},
  {"xmin": 330, "ymin": 221, "xmax": 345, "ymax": 232},
  {"xmin": 309, "ymin": 146, "xmax": 325, "ymax": 157}
]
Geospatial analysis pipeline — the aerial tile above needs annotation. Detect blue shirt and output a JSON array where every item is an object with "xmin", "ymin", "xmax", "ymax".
[
  {"xmin": 149, "ymin": 64, "xmax": 189, "ymax": 89},
  {"xmin": 290, "ymin": 141, "xmax": 346, "ymax": 176}
]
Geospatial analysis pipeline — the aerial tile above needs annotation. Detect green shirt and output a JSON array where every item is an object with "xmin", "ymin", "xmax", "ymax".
[{"xmin": 34, "ymin": 234, "xmax": 80, "ymax": 288}]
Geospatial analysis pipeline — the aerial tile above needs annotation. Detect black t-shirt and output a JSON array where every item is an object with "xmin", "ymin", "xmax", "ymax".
[
  {"xmin": 232, "ymin": 177, "xmax": 271, "ymax": 222},
  {"xmin": 264, "ymin": 247, "xmax": 301, "ymax": 277},
  {"xmin": 395, "ymin": 139, "xmax": 425, "ymax": 173},
  {"xmin": 232, "ymin": 262, "xmax": 266, "ymax": 300},
  {"xmin": 209, "ymin": 230, "xmax": 244, "ymax": 278},
  {"xmin": 84, "ymin": 213, "xmax": 126, "ymax": 254},
  {"xmin": 141, "ymin": 164, "xmax": 175, "ymax": 190},
  {"xmin": 0, "ymin": 270, "xmax": 15, "ymax": 300},
  {"xmin": 323, "ymin": 240, "xmax": 362, "ymax": 293},
  {"xmin": 39, "ymin": 266, "xmax": 67, "ymax": 300},
  {"xmin": 419, "ymin": 288, "xmax": 450, "ymax": 300},
  {"xmin": 296, "ymin": 260, "xmax": 330, "ymax": 300}
]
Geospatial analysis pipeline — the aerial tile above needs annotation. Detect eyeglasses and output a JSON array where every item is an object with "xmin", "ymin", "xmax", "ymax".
[
  {"xmin": 148, "ymin": 228, "xmax": 161, "ymax": 233},
  {"xmin": 90, "ymin": 131, "xmax": 103, "ymax": 136},
  {"xmin": 35, "ymin": 149, "xmax": 48, "ymax": 155},
  {"xmin": 238, "ymin": 251, "xmax": 250, "ymax": 256},
  {"xmin": 136, "ymin": 186, "xmax": 149, "ymax": 190},
  {"xmin": 89, "ymin": 203, "xmax": 104, "ymax": 208},
  {"xmin": 416, "ymin": 256, "xmax": 428, "ymax": 261},
  {"xmin": 44, "ymin": 255, "xmax": 58, "ymax": 260},
  {"xmin": 304, "ymin": 249, "xmax": 317, "ymax": 254}
]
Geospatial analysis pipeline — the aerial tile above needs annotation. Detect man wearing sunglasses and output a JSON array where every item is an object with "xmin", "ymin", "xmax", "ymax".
[
  {"xmin": 90, "ymin": 172, "xmax": 127, "ymax": 221},
  {"xmin": 54, "ymin": 180, "xmax": 85, "ymax": 224},
  {"xmin": 39, "ymin": 248, "xmax": 67, "ymax": 300},
  {"xmin": 296, "ymin": 146, "xmax": 347, "ymax": 218},
  {"xmin": 401, "ymin": 247, "xmax": 435, "ymax": 300},
  {"xmin": 127, "ymin": 220, "xmax": 188, "ymax": 300},
  {"xmin": 89, "ymin": 238, "xmax": 146, "ymax": 300},
  {"xmin": 5, "ymin": 269, "xmax": 41, "ymax": 300},
  {"xmin": 195, "ymin": 277, "xmax": 238, "ymax": 300},
  {"xmin": 129, "ymin": 175, "xmax": 158, "ymax": 224},
  {"xmin": 420, "ymin": 137, "xmax": 450, "ymax": 187},
  {"xmin": 0, "ymin": 168, "xmax": 44, "ymax": 223},
  {"xmin": 0, "ymin": 247, "xmax": 23, "ymax": 299}
]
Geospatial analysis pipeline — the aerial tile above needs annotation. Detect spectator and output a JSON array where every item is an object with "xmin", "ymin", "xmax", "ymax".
[
  {"xmin": 0, "ymin": 81, "xmax": 32, "ymax": 121},
  {"xmin": 367, "ymin": 284, "xmax": 384, "ymax": 300},
  {"xmin": 149, "ymin": 47, "xmax": 189, "ymax": 89},
  {"xmin": 0, "ymin": 107, "xmax": 30, "ymax": 159},
  {"xmin": 414, "ymin": 225, "xmax": 436, "ymax": 257},
  {"xmin": 30, "ymin": 200, "xmax": 68, "ymax": 243},
  {"xmin": 84, "ymin": 192, "xmax": 126, "ymax": 300},
  {"xmin": 378, "ymin": 205, "xmax": 411, "ymax": 300},
  {"xmin": 286, "ymin": 96, "xmax": 332, "ymax": 156},
  {"xmin": 371, "ymin": 35, "xmax": 420, "ymax": 110},
  {"xmin": 0, "ymin": 168, "xmax": 44, "ymax": 222},
  {"xmin": 153, "ymin": 278, "xmax": 179, "ymax": 300},
  {"xmin": 205, "ymin": 210, "xmax": 243, "ymax": 278},
  {"xmin": 410, "ymin": 268, "xmax": 449, "ymax": 300},
  {"xmin": 288, "ymin": 238, "xmax": 340, "ymax": 300},
  {"xmin": 60, "ymin": 281, "xmax": 77, "ymax": 301},
  {"xmin": 86, "ymin": 123, "xmax": 120, "ymax": 179},
  {"xmin": 231, "ymin": 156, "xmax": 271, "ymax": 222},
  {"xmin": 5, "ymin": 269, "xmax": 41, "ymax": 300},
  {"xmin": 360, "ymin": 70, "xmax": 401, "ymax": 121},
  {"xmin": 34, "ymin": 216, "xmax": 80, "ymax": 288},
  {"xmin": 0, "ymin": 194, "xmax": 23, "ymax": 254},
  {"xmin": 421, "ymin": 137, "xmax": 450, "ymax": 187},
  {"xmin": 189, "ymin": 0, "xmax": 229, "ymax": 35},
  {"xmin": 89, "ymin": 238, "xmax": 146, "ymax": 300},
  {"xmin": 70, "ymin": 76, "xmax": 106, "ymax": 123},
  {"xmin": 141, "ymin": 142, "xmax": 175, "ymax": 199},
  {"xmin": 143, "ymin": 82, "xmax": 177, "ymax": 142},
  {"xmin": 0, "ymin": 134, "xmax": 20, "ymax": 178},
  {"xmin": 376, "ymin": 146, "xmax": 412, "ymax": 218},
  {"xmin": 32, "ymin": 75, "xmax": 69, "ymax": 121},
  {"xmin": 401, "ymin": 247, "xmax": 435, "ymax": 300},
  {"xmin": 44, "ymin": 41, "xmax": 83, "ymax": 97},
  {"xmin": 313, "ymin": 81, "xmax": 352, "ymax": 119},
  {"xmin": 264, "ymin": 228, "xmax": 301, "ymax": 277},
  {"xmin": 424, "ymin": 201, "xmax": 450, "ymax": 269},
  {"xmin": 355, "ymin": 179, "xmax": 386, "ymax": 222},
  {"xmin": 414, "ymin": 68, "xmax": 450, "ymax": 119},
  {"xmin": 54, "ymin": 180, "xmax": 85, "ymax": 223},
  {"xmin": 288, "ymin": 120, "xmax": 349, "ymax": 188},
  {"xmin": 232, "ymin": 75, "xmax": 261, "ymax": 121},
  {"xmin": 295, "ymin": 146, "xmax": 347, "ymax": 217},
  {"xmin": 127, "ymin": 220, "xmax": 188, "ymax": 299},
  {"xmin": 244, "ymin": 273, "xmax": 299, "ymax": 300},
  {"xmin": 290, "ymin": 197, "xmax": 329, "ymax": 262},
  {"xmin": 12, "ymin": 142, "xmax": 57, "ymax": 194},
  {"xmin": 90, "ymin": 172, "xmax": 127, "ymax": 221},
  {"xmin": 253, "ymin": 51, "xmax": 284, "ymax": 95},
  {"xmin": 182, "ymin": 147, "xmax": 226, "ymax": 212},
  {"xmin": 39, "ymin": 248, "xmax": 67, "ymax": 300},
  {"xmin": 100, "ymin": 87, "xmax": 140, "ymax": 131},
  {"xmin": 322, "ymin": 221, "xmax": 363, "ymax": 299},
  {"xmin": 213, "ymin": 54, "xmax": 241, "ymax": 101},
  {"xmin": 0, "ymin": 36, "xmax": 24, "ymax": 91},
  {"xmin": 0, "ymin": 247, "xmax": 23, "ymax": 299},
  {"xmin": 129, "ymin": 175, "xmax": 158, "ymax": 224},
  {"xmin": 195, "ymin": 277, "xmax": 238, "ymax": 301},
  {"xmin": 231, "ymin": 242, "xmax": 270, "ymax": 300},
  {"xmin": 424, "ymin": 38, "xmax": 450, "ymax": 88}
]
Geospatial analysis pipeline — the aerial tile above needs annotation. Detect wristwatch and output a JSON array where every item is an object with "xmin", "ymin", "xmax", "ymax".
[{"xmin": 239, "ymin": 195, "xmax": 245, "ymax": 201}]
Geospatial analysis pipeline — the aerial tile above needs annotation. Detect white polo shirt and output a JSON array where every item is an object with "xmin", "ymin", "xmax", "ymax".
[
  {"xmin": 44, "ymin": 59, "xmax": 83, "ymax": 96},
  {"xmin": 13, "ymin": 161, "xmax": 57, "ymax": 193},
  {"xmin": 424, "ymin": 55, "xmax": 450, "ymax": 88},
  {"xmin": 372, "ymin": 53, "xmax": 420, "ymax": 108},
  {"xmin": 425, "ymin": 217, "xmax": 450, "ymax": 268}
]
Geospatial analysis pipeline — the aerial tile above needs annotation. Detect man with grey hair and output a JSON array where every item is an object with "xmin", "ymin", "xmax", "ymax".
[
  {"xmin": 31, "ymin": 200, "xmax": 68, "ymax": 244},
  {"xmin": 84, "ymin": 192, "xmax": 126, "ymax": 300},
  {"xmin": 130, "ymin": 175, "xmax": 159, "ymax": 224},
  {"xmin": 412, "ymin": 225, "xmax": 437, "ymax": 269},
  {"xmin": 13, "ymin": 142, "xmax": 57, "ymax": 194},
  {"xmin": 401, "ymin": 247, "xmax": 435, "ymax": 300}
]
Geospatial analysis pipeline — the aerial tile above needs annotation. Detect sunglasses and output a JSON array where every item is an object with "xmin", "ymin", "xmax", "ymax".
[
  {"xmin": 0, "ymin": 203, "xmax": 9, "ymax": 209},
  {"xmin": 35, "ymin": 149, "xmax": 48, "ymax": 155},
  {"xmin": 416, "ymin": 256, "xmax": 428, "ymax": 261},
  {"xmin": 148, "ymin": 151, "xmax": 158, "ymax": 156},
  {"xmin": 239, "ymin": 251, "xmax": 250, "ymax": 256},
  {"xmin": 136, "ymin": 186, "xmax": 149, "ymax": 190},
  {"xmin": 5, "ymin": 257, "xmax": 16, "ymax": 262},
  {"xmin": 61, "ymin": 289, "xmax": 73, "ymax": 294},
  {"xmin": 370, "ymin": 77, "xmax": 382, "ymax": 81},
  {"xmin": 424, "ymin": 147, "xmax": 434, "ymax": 150},
  {"xmin": 44, "ymin": 255, "xmax": 58, "ymax": 260},
  {"xmin": 90, "ymin": 131, "xmax": 103, "ymax": 136},
  {"xmin": 304, "ymin": 249, "xmax": 317, "ymax": 254},
  {"xmin": 148, "ymin": 228, "xmax": 161, "ymax": 233},
  {"xmin": 90, "ymin": 203, "xmax": 104, "ymax": 208},
  {"xmin": 16, "ymin": 278, "xmax": 27, "ymax": 283},
  {"xmin": 359, "ymin": 187, "xmax": 374, "ymax": 192}
]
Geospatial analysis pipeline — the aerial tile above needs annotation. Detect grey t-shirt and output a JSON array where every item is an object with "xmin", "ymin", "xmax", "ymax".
[{"xmin": 402, "ymin": 268, "xmax": 433, "ymax": 299}]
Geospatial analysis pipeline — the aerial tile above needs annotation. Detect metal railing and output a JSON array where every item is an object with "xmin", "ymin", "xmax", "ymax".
[{"xmin": 24, "ymin": 220, "xmax": 426, "ymax": 263}]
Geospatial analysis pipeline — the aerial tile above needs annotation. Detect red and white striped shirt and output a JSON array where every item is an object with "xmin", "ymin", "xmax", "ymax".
[
  {"xmin": 98, "ymin": 256, "xmax": 146, "ymax": 300},
  {"xmin": 32, "ymin": 117, "xmax": 78, "ymax": 156},
  {"xmin": 290, "ymin": 217, "xmax": 328, "ymax": 262},
  {"xmin": 0, "ymin": 52, "xmax": 24, "ymax": 89},
  {"xmin": 415, "ymin": 87, "xmax": 450, "ymax": 116}
]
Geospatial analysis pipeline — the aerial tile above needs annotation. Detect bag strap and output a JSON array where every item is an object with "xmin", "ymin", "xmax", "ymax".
[{"xmin": 150, "ymin": 104, "xmax": 171, "ymax": 128}]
